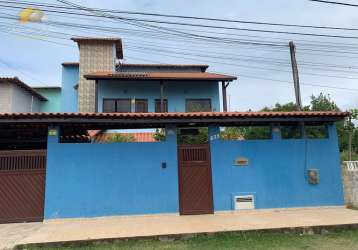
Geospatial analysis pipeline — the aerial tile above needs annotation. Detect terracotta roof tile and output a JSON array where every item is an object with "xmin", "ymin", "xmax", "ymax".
[
  {"xmin": 84, "ymin": 71, "xmax": 237, "ymax": 81},
  {"xmin": 94, "ymin": 132, "xmax": 156, "ymax": 142},
  {"xmin": 0, "ymin": 111, "xmax": 349, "ymax": 120}
]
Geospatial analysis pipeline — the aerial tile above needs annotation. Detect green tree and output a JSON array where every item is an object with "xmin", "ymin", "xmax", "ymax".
[
  {"xmin": 107, "ymin": 134, "xmax": 135, "ymax": 143},
  {"xmin": 221, "ymin": 93, "xmax": 357, "ymax": 160}
]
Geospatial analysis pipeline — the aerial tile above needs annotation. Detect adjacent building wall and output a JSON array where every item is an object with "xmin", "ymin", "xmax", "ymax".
[
  {"xmin": 61, "ymin": 65, "xmax": 79, "ymax": 112},
  {"xmin": 45, "ymin": 127, "xmax": 178, "ymax": 219},
  {"xmin": 35, "ymin": 88, "xmax": 61, "ymax": 112},
  {"xmin": 342, "ymin": 165, "xmax": 358, "ymax": 207},
  {"xmin": 97, "ymin": 80, "xmax": 221, "ymax": 112},
  {"xmin": 10, "ymin": 84, "xmax": 41, "ymax": 112},
  {"xmin": 209, "ymin": 125, "xmax": 344, "ymax": 210},
  {"xmin": 0, "ymin": 83, "xmax": 12, "ymax": 112}
]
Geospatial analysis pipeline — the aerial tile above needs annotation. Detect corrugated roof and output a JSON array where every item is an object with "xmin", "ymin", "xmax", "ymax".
[
  {"xmin": 71, "ymin": 37, "xmax": 123, "ymax": 59},
  {"xmin": 0, "ymin": 77, "xmax": 47, "ymax": 101},
  {"xmin": 85, "ymin": 71, "xmax": 237, "ymax": 81}
]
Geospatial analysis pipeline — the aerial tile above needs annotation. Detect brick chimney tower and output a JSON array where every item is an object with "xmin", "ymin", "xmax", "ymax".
[{"xmin": 72, "ymin": 38, "xmax": 123, "ymax": 113}]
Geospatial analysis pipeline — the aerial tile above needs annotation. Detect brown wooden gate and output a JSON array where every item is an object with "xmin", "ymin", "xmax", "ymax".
[
  {"xmin": 0, "ymin": 150, "xmax": 46, "ymax": 223},
  {"xmin": 178, "ymin": 144, "xmax": 214, "ymax": 215}
]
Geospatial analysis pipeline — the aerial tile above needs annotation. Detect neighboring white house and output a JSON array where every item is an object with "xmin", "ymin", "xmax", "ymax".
[{"xmin": 0, "ymin": 77, "xmax": 47, "ymax": 113}]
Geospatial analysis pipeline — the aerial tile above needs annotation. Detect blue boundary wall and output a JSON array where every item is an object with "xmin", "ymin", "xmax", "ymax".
[
  {"xmin": 44, "ymin": 123, "xmax": 344, "ymax": 219},
  {"xmin": 44, "ymin": 126, "xmax": 179, "ymax": 219},
  {"xmin": 208, "ymin": 124, "xmax": 344, "ymax": 211}
]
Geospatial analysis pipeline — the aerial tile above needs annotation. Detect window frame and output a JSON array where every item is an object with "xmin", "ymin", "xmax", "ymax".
[
  {"xmin": 155, "ymin": 99, "xmax": 168, "ymax": 113},
  {"xmin": 185, "ymin": 98, "xmax": 212, "ymax": 112},
  {"xmin": 102, "ymin": 98, "xmax": 132, "ymax": 113},
  {"xmin": 135, "ymin": 99, "xmax": 149, "ymax": 113}
]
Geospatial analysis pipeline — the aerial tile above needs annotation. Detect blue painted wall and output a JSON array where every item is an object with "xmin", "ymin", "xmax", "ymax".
[
  {"xmin": 209, "ymin": 125, "xmax": 344, "ymax": 211},
  {"xmin": 61, "ymin": 65, "xmax": 78, "ymax": 112},
  {"xmin": 44, "ymin": 127, "xmax": 179, "ymax": 219},
  {"xmin": 97, "ymin": 80, "xmax": 221, "ymax": 112},
  {"xmin": 44, "ymin": 124, "xmax": 343, "ymax": 219}
]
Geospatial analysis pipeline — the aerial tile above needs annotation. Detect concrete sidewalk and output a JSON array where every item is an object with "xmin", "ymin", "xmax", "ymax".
[{"xmin": 2, "ymin": 207, "xmax": 358, "ymax": 249}]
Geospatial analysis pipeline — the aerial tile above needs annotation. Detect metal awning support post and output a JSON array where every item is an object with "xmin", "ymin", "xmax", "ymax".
[
  {"xmin": 221, "ymin": 81, "xmax": 230, "ymax": 112},
  {"xmin": 160, "ymin": 80, "xmax": 164, "ymax": 112}
]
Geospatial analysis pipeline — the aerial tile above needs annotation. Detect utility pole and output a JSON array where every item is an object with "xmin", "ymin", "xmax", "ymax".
[
  {"xmin": 348, "ymin": 116, "xmax": 353, "ymax": 161},
  {"xmin": 289, "ymin": 41, "xmax": 302, "ymax": 110}
]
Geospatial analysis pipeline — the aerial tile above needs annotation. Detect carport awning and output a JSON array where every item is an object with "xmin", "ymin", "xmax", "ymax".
[{"xmin": 0, "ymin": 111, "xmax": 350, "ymax": 129}]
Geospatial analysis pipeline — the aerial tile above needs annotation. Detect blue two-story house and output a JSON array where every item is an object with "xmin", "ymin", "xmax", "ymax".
[
  {"xmin": 60, "ymin": 38, "xmax": 235, "ymax": 114},
  {"xmin": 0, "ymin": 37, "xmax": 349, "ymax": 224}
]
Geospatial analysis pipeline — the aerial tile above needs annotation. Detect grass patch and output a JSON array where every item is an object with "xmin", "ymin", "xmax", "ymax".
[{"xmin": 23, "ymin": 229, "xmax": 358, "ymax": 250}]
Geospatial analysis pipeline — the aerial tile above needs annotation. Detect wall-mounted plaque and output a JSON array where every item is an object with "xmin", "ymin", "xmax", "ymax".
[{"xmin": 234, "ymin": 157, "xmax": 249, "ymax": 166}]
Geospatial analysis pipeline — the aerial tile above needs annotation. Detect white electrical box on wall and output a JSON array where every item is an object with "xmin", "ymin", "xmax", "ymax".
[{"xmin": 234, "ymin": 195, "xmax": 255, "ymax": 210}]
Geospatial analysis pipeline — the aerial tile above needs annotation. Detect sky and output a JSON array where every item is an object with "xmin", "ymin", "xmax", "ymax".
[{"xmin": 0, "ymin": 0, "xmax": 358, "ymax": 112}]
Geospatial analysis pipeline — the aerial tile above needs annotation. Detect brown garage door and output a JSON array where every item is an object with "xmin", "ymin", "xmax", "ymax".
[
  {"xmin": 0, "ymin": 150, "xmax": 46, "ymax": 224},
  {"xmin": 178, "ymin": 144, "xmax": 214, "ymax": 215}
]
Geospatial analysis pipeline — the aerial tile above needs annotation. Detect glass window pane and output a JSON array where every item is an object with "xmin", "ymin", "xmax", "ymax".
[
  {"xmin": 103, "ymin": 99, "xmax": 116, "ymax": 113},
  {"xmin": 135, "ymin": 99, "xmax": 148, "ymax": 113},
  {"xmin": 186, "ymin": 99, "xmax": 211, "ymax": 112},
  {"xmin": 116, "ymin": 99, "xmax": 131, "ymax": 113},
  {"xmin": 155, "ymin": 99, "xmax": 168, "ymax": 112}
]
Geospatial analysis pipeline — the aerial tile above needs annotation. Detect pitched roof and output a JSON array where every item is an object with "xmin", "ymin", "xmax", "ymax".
[
  {"xmin": 71, "ymin": 37, "xmax": 123, "ymax": 59},
  {"xmin": 84, "ymin": 71, "xmax": 237, "ymax": 81},
  {"xmin": 0, "ymin": 111, "xmax": 349, "ymax": 128},
  {"xmin": 0, "ymin": 77, "xmax": 47, "ymax": 101},
  {"xmin": 120, "ymin": 63, "xmax": 209, "ymax": 71}
]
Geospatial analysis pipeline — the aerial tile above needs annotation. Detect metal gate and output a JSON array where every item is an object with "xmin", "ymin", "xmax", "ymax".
[
  {"xmin": 178, "ymin": 144, "xmax": 214, "ymax": 215},
  {"xmin": 0, "ymin": 150, "xmax": 46, "ymax": 223}
]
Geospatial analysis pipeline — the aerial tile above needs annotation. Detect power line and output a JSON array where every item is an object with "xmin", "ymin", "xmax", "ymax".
[
  {"xmin": 2, "ymin": 17, "xmax": 358, "ymax": 76},
  {"xmin": 1, "ymin": 23, "xmax": 358, "ymax": 93},
  {"xmin": 309, "ymin": 0, "xmax": 358, "ymax": 7},
  {"xmin": 2, "ymin": 0, "xmax": 358, "ymax": 32},
  {"xmin": 1, "ymin": 3, "xmax": 358, "ymax": 41},
  {"xmin": 215, "ymin": 71, "xmax": 358, "ymax": 92}
]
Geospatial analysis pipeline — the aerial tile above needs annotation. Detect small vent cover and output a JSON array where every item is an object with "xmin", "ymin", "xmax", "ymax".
[{"xmin": 234, "ymin": 195, "xmax": 255, "ymax": 210}]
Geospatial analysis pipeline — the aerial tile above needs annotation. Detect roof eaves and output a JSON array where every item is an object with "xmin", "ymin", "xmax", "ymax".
[{"xmin": 0, "ymin": 77, "xmax": 48, "ymax": 101}]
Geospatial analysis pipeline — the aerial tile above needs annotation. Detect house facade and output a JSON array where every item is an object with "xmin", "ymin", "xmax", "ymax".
[
  {"xmin": 0, "ymin": 77, "xmax": 47, "ymax": 113},
  {"xmin": 0, "ymin": 37, "xmax": 350, "ymax": 224}
]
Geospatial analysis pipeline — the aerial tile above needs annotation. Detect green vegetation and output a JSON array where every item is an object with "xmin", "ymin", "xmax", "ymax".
[
  {"xmin": 220, "ymin": 93, "xmax": 358, "ymax": 161},
  {"xmin": 107, "ymin": 134, "xmax": 135, "ymax": 143},
  {"xmin": 25, "ymin": 229, "xmax": 358, "ymax": 250}
]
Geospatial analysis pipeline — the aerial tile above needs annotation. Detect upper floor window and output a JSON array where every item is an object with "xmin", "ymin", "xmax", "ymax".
[
  {"xmin": 155, "ymin": 99, "xmax": 168, "ymax": 113},
  {"xmin": 186, "ymin": 99, "xmax": 211, "ymax": 112},
  {"xmin": 135, "ymin": 99, "xmax": 148, "ymax": 113},
  {"xmin": 103, "ymin": 99, "xmax": 148, "ymax": 113}
]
